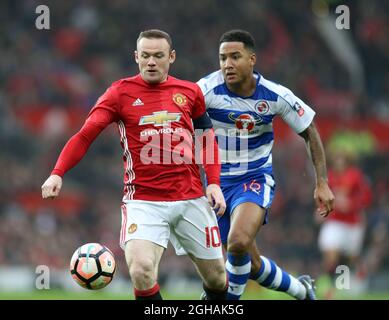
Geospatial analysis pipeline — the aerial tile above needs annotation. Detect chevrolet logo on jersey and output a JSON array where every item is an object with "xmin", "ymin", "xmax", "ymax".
[{"xmin": 139, "ymin": 111, "xmax": 182, "ymax": 127}]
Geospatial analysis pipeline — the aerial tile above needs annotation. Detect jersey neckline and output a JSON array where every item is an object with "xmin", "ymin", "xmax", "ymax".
[{"xmin": 222, "ymin": 71, "xmax": 261, "ymax": 99}]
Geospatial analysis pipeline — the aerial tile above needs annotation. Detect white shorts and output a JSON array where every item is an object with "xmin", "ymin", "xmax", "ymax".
[
  {"xmin": 318, "ymin": 221, "xmax": 365, "ymax": 256},
  {"xmin": 120, "ymin": 197, "xmax": 223, "ymax": 260}
]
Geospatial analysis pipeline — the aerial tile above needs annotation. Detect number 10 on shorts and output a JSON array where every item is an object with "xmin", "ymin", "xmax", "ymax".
[{"xmin": 205, "ymin": 226, "xmax": 221, "ymax": 248}]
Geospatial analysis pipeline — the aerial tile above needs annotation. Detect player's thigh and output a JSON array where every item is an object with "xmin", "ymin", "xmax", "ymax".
[
  {"xmin": 225, "ymin": 176, "xmax": 274, "ymax": 247},
  {"xmin": 171, "ymin": 197, "xmax": 224, "ymax": 260},
  {"xmin": 322, "ymin": 249, "xmax": 341, "ymax": 268},
  {"xmin": 125, "ymin": 239, "xmax": 164, "ymax": 275},
  {"xmin": 229, "ymin": 202, "xmax": 266, "ymax": 246}
]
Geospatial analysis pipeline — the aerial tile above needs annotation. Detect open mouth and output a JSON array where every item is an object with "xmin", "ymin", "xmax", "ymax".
[{"xmin": 225, "ymin": 72, "xmax": 236, "ymax": 79}]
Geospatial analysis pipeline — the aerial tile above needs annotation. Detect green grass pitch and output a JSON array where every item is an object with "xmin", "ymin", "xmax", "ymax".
[
  {"xmin": 1, "ymin": 273, "xmax": 388, "ymax": 300},
  {"xmin": 1, "ymin": 288, "xmax": 388, "ymax": 300}
]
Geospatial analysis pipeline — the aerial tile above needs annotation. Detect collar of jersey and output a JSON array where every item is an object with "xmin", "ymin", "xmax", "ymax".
[
  {"xmin": 137, "ymin": 73, "xmax": 172, "ymax": 86},
  {"xmin": 222, "ymin": 71, "xmax": 261, "ymax": 99}
]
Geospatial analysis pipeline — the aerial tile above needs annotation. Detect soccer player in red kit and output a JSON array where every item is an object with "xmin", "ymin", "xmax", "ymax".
[
  {"xmin": 318, "ymin": 146, "xmax": 372, "ymax": 297},
  {"xmin": 41, "ymin": 29, "xmax": 228, "ymax": 300}
]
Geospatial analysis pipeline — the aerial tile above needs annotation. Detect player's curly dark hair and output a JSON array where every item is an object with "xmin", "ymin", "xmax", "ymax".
[{"xmin": 219, "ymin": 29, "xmax": 255, "ymax": 52}]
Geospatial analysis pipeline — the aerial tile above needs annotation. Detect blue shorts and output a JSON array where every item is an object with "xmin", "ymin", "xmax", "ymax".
[{"xmin": 218, "ymin": 172, "xmax": 275, "ymax": 244}]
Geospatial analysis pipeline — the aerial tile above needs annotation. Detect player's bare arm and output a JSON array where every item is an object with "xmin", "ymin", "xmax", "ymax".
[
  {"xmin": 299, "ymin": 121, "xmax": 335, "ymax": 217},
  {"xmin": 41, "ymin": 174, "xmax": 63, "ymax": 199}
]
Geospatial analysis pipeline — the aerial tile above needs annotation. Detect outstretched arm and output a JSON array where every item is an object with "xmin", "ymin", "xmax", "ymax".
[
  {"xmin": 41, "ymin": 106, "xmax": 116, "ymax": 199},
  {"xmin": 299, "ymin": 122, "xmax": 335, "ymax": 217},
  {"xmin": 42, "ymin": 86, "xmax": 119, "ymax": 200},
  {"xmin": 41, "ymin": 119, "xmax": 106, "ymax": 199}
]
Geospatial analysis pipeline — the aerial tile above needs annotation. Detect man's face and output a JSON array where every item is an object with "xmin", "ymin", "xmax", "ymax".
[
  {"xmin": 135, "ymin": 38, "xmax": 175, "ymax": 84},
  {"xmin": 219, "ymin": 42, "xmax": 256, "ymax": 85}
]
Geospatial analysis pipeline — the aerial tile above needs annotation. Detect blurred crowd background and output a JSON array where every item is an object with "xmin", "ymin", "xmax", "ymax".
[{"xmin": 0, "ymin": 0, "xmax": 388, "ymax": 296}]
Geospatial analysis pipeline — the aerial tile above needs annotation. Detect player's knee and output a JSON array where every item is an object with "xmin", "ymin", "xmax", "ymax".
[
  {"xmin": 128, "ymin": 259, "xmax": 156, "ymax": 288},
  {"xmin": 227, "ymin": 233, "xmax": 251, "ymax": 255},
  {"xmin": 204, "ymin": 262, "xmax": 227, "ymax": 290}
]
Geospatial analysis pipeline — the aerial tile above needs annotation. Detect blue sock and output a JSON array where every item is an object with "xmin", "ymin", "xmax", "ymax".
[
  {"xmin": 226, "ymin": 253, "xmax": 251, "ymax": 300},
  {"xmin": 250, "ymin": 256, "xmax": 306, "ymax": 299}
]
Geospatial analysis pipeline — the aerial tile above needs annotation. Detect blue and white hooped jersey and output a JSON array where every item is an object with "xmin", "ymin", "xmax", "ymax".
[{"xmin": 197, "ymin": 70, "xmax": 315, "ymax": 180}]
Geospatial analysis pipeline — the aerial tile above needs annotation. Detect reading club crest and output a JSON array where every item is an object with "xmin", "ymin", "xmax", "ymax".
[{"xmin": 256, "ymin": 100, "xmax": 270, "ymax": 114}]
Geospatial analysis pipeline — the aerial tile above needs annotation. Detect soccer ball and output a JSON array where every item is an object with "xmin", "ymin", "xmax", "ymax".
[{"xmin": 70, "ymin": 243, "xmax": 116, "ymax": 290}]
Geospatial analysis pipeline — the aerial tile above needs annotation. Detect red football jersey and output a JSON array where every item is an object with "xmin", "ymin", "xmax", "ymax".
[
  {"xmin": 327, "ymin": 166, "xmax": 372, "ymax": 225},
  {"xmin": 52, "ymin": 74, "xmax": 219, "ymax": 201}
]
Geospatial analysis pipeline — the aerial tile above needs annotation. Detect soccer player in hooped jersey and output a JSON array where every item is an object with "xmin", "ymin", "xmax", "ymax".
[
  {"xmin": 197, "ymin": 30, "xmax": 335, "ymax": 300},
  {"xmin": 41, "ymin": 29, "xmax": 228, "ymax": 300}
]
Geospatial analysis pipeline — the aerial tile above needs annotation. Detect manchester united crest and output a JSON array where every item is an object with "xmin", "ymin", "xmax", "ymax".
[
  {"xmin": 128, "ymin": 223, "xmax": 137, "ymax": 234},
  {"xmin": 172, "ymin": 93, "xmax": 187, "ymax": 107}
]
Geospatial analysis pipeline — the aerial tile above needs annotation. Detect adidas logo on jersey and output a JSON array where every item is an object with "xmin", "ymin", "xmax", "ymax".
[{"xmin": 132, "ymin": 98, "xmax": 144, "ymax": 106}]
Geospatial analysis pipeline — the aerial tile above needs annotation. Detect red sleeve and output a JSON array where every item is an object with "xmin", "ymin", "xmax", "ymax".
[
  {"xmin": 192, "ymin": 84, "xmax": 207, "ymax": 119},
  {"xmin": 196, "ymin": 128, "xmax": 221, "ymax": 186},
  {"xmin": 51, "ymin": 86, "xmax": 119, "ymax": 177},
  {"xmin": 191, "ymin": 85, "xmax": 220, "ymax": 184}
]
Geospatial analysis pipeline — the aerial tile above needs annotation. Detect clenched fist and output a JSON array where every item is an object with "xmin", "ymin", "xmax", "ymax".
[{"xmin": 41, "ymin": 175, "xmax": 63, "ymax": 199}]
